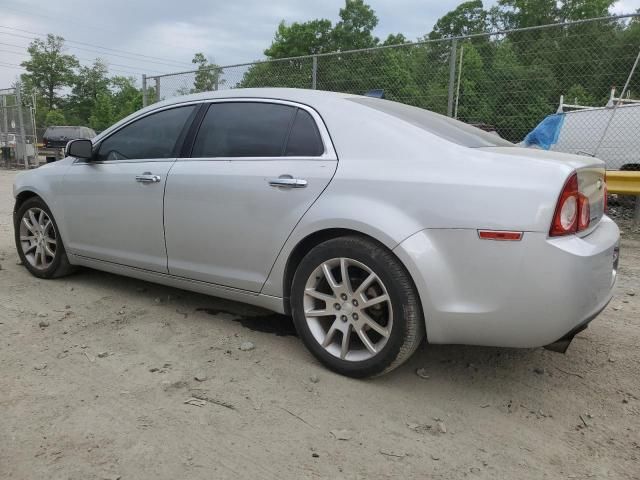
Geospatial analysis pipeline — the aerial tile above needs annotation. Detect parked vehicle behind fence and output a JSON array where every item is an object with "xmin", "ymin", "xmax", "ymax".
[
  {"xmin": 42, "ymin": 126, "xmax": 96, "ymax": 163},
  {"xmin": 13, "ymin": 88, "xmax": 619, "ymax": 377}
]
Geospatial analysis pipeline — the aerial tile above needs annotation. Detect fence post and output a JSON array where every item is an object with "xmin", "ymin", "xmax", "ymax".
[
  {"xmin": 155, "ymin": 77, "xmax": 161, "ymax": 103},
  {"xmin": 15, "ymin": 83, "xmax": 28, "ymax": 169},
  {"xmin": 312, "ymin": 55, "xmax": 318, "ymax": 90},
  {"xmin": 1, "ymin": 94, "xmax": 7, "ymax": 148},
  {"xmin": 447, "ymin": 39, "xmax": 458, "ymax": 117},
  {"xmin": 142, "ymin": 74, "xmax": 148, "ymax": 107}
]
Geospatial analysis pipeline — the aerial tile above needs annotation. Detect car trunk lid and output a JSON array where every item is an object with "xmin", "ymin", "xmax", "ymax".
[{"xmin": 479, "ymin": 146, "xmax": 606, "ymax": 234}]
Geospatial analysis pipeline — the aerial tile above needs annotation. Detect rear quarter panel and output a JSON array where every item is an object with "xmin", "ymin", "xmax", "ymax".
[{"xmin": 262, "ymin": 102, "xmax": 577, "ymax": 298}]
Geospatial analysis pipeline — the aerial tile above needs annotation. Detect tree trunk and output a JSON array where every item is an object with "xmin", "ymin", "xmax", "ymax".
[{"xmin": 48, "ymin": 85, "xmax": 54, "ymax": 110}]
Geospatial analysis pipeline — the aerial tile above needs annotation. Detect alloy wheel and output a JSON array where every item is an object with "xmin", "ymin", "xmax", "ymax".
[
  {"xmin": 19, "ymin": 207, "xmax": 57, "ymax": 270},
  {"xmin": 303, "ymin": 257, "xmax": 393, "ymax": 361}
]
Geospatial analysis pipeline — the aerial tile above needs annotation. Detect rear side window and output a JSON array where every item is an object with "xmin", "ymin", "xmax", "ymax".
[
  {"xmin": 96, "ymin": 106, "xmax": 196, "ymax": 161},
  {"xmin": 285, "ymin": 109, "xmax": 324, "ymax": 156},
  {"xmin": 349, "ymin": 97, "xmax": 513, "ymax": 148},
  {"xmin": 192, "ymin": 102, "xmax": 295, "ymax": 158}
]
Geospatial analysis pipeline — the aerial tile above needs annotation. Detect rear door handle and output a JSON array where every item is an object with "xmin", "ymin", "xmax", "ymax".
[
  {"xmin": 136, "ymin": 173, "xmax": 161, "ymax": 184},
  {"xmin": 268, "ymin": 176, "xmax": 308, "ymax": 189}
]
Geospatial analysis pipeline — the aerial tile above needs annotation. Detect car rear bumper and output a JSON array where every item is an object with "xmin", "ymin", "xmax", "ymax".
[{"xmin": 393, "ymin": 216, "xmax": 620, "ymax": 348}]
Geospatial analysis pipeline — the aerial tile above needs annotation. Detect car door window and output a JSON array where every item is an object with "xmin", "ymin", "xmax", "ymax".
[
  {"xmin": 285, "ymin": 109, "xmax": 324, "ymax": 156},
  {"xmin": 191, "ymin": 102, "xmax": 295, "ymax": 158},
  {"xmin": 96, "ymin": 105, "xmax": 196, "ymax": 161}
]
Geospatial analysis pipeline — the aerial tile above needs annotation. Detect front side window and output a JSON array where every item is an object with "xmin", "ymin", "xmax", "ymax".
[
  {"xmin": 96, "ymin": 106, "xmax": 196, "ymax": 161},
  {"xmin": 192, "ymin": 102, "xmax": 298, "ymax": 158}
]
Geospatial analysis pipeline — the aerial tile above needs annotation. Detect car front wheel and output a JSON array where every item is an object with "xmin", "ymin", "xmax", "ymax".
[
  {"xmin": 291, "ymin": 236, "xmax": 425, "ymax": 377},
  {"xmin": 15, "ymin": 197, "xmax": 75, "ymax": 279}
]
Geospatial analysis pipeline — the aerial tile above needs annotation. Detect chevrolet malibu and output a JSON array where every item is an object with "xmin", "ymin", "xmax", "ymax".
[{"xmin": 13, "ymin": 88, "xmax": 620, "ymax": 377}]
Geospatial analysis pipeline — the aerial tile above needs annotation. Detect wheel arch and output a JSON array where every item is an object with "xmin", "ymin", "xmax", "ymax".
[
  {"xmin": 281, "ymin": 227, "xmax": 421, "ymax": 317},
  {"xmin": 13, "ymin": 190, "xmax": 42, "ymax": 217}
]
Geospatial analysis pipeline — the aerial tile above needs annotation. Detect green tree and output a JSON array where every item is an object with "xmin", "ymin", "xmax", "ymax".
[
  {"xmin": 429, "ymin": 0, "xmax": 488, "ymax": 39},
  {"xmin": 191, "ymin": 53, "xmax": 224, "ymax": 92},
  {"xmin": 44, "ymin": 109, "xmax": 66, "ymax": 127},
  {"xmin": 89, "ymin": 91, "xmax": 114, "ymax": 131},
  {"xmin": 564, "ymin": 84, "xmax": 597, "ymax": 106},
  {"xmin": 241, "ymin": 0, "xmax": 382, "ymax": 90},
  {"xmin": 67, "ymin": 59, "xmax": 111, "ymax": 125},
  {"xmin": 111, "ymin": 76, "xmax": 145, "ymax": 119},
  {"xmin": 264, "ymin": 19, "xmax": 334, "ymax": 57},
  {"xmin": 332, "ymin": 0, "xmax": 379, "ymax": 50},
  {"xmin": 20, "ymin": 34, "xmax": 79, "ymax": 110}
]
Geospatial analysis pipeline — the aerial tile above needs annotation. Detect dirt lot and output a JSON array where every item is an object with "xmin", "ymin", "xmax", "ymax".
[{"xmin": 1, "ymin": 168, "xmax": 639, "ymax": 480}]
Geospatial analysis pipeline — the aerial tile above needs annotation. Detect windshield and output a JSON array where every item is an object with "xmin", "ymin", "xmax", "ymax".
[{"xmin": 349, "ymin": 97, "xmax": 513, "ymax": 148}]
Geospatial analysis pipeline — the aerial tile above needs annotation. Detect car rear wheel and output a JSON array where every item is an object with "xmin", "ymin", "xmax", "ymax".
[
  {"xmin": 15, "ymin": 197, "xmax": 75, "ymax": 279},
  {"xmin": 291, "ymin": 236, "xmax": 424, "ymax": 377}
]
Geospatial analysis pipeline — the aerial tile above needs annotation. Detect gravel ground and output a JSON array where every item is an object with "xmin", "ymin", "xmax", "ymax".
[{"xmin": 1, "ymin": 168, "xmax": 639, "ymax": 480}]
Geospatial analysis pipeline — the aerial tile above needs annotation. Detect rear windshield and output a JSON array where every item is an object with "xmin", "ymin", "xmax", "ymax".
[
  {"xmin": 44, "ymin": 127, "xmax": 89, "ymax": 139},
  {"xmin": 349, "ymin": 97, "xmax": 513, "ymax": 148}
]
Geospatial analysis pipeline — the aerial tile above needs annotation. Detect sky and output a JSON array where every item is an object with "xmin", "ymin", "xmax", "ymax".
[{"xmin": 1, "ymin": 0, "xmax": 639, "ymax": 87}]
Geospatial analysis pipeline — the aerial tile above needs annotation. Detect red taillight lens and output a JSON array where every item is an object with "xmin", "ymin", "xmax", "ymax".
[
  {"xmin": 550, "ymin": 172, "xmax": 594, "ymax": 236},
  {"xmin": 550, "ymin": 173, "xmax": 579, "ymax": 236},
  {"xmin": 578, "ymin": 193, "xmax": 590, "ymax": 231}
]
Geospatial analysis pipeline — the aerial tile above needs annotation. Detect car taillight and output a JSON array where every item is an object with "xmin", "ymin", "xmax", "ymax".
[
  {"xmin": 578, "ymin": 194, "xmax": 590, "ymax": 230},
  {"xmin": 550, "ymin": 172, "xmax": 592, "ymax": 236}
]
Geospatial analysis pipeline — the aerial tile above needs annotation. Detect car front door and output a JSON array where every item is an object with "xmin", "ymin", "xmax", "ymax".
[
  {"xmin": 163, "ymin": 100, "xmax": 338, "ymax": 292},
  {"xmin": 60, "ymin": 105, "xmax": 197, "ymax": 272}
]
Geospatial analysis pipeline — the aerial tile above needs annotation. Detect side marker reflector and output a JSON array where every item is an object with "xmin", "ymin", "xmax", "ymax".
[{"xmin": 478, "ymin": 230, "xmax": 523, "ymax": 241}]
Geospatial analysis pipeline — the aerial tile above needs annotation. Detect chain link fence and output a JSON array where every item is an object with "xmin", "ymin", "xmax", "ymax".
[
  {"xmin": 0, "ymin": 84, "xmax": 39, "ymax": 169},
  {"xmin": 144, "ymin": 14, "xmax": 640, "ymax": 170}
]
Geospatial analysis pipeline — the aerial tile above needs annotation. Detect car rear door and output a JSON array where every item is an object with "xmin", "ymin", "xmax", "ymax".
[
  {"xmin": 163, "ymin": 100, "xmax": 337, "ymax": 292},
  {"xmin": 60, "ymin": 105, "xmax": 198, "ymax": 272}
]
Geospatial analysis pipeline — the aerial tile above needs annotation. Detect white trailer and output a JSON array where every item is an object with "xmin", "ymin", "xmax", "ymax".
[{"xmin": 524, "ymin": 89, "xmax": 640, "ymax": 171}]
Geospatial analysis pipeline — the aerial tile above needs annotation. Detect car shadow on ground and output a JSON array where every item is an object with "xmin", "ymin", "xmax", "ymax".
[{"xmin": 61, "ymin": 267, "xmax": 563, "ymax": 387}]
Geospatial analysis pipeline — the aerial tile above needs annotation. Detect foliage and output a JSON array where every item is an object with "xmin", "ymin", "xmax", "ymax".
[
  {"xmin": 44, "ymin": 109, "xmax": 66, "ymax": 127},
  {"xmin": 20, "ymin": 34, "xmax": 79, "ymax": 111},
  {"xmin": 19, "ymin": 36, "xmax": 150, "ymax": 133},
  {"xmin": 17, "ymin": 0, "xmax": 640, "ymax": 143},
  {"xmin": 183, "ymin": 53, "xmax": 225, "ymax": 94},
  {"xmin": 241, "ymin": 0, "xmax": 638, "ymax": 141}
]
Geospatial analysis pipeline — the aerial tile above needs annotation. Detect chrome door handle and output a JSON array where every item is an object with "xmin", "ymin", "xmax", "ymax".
[
  {"xmin": 268, "ymin": 176, "xmax": 308, "ymax": 188},
  {"xmin": 136, "ymin": 173, "xmax": 161, "ymax": 184}
]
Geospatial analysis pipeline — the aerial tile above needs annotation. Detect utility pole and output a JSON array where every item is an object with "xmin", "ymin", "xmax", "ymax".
[
  {"xmin": 447, "ymin": 39, "xmax": 458, "ymax": 117},
  {"xmin": 15, "ymin": 83, "xmax": 29, "ymax": 169},
  {"xmin": 142, "ymin": 74, "xmax": 148, "ymax": 107}
]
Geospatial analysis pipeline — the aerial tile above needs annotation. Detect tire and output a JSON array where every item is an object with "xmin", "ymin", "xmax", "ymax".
[
  {"xmin": 14, "ymin": 196, "xmax": 75, "ymax": 279},
  {"xmin": 291, "ymin": 235, "xmax": 425, "ymax": 378}
]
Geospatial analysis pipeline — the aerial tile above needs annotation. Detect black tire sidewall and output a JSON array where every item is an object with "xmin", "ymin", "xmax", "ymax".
[
  {"xmin": 291, "ymin": 237, "xmax": 413, "ymax": 378},
  {"xmin": 14, "ymin": 197, "xmax": 67, "ymax": 279}
]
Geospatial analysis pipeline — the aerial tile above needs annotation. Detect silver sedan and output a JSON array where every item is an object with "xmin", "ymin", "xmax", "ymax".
[{"xmin": 13, "ymin": 88, "xmax": 619, "ymax": 377}]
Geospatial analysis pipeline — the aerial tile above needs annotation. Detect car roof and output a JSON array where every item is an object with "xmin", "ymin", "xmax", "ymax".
[
  {"xmin": 94, "ymin": 88, "xmax": 359, "ymax": 143},
  {"xmin": 149, "ymin": 88, "xmax": 357, "ymax": 110}
]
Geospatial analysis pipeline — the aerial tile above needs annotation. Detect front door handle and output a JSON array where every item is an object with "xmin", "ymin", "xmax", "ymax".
[
  {"xmin": 136, "ymin": 173, "xmax": 161, "ymax": 184},
  {"xmin": 268, "ymin": 175, "xmax": 308, "ymax": 189}
]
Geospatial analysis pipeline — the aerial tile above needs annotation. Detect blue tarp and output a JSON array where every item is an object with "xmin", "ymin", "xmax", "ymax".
[{"xmin": 523, "ymin": 113, "xmax": 565, "ymax": 150}]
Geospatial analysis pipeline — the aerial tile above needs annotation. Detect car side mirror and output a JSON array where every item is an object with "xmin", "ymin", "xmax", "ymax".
[{"xmin": 66, "ymin": 138, "xmax": 93, "ymax": 159}]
